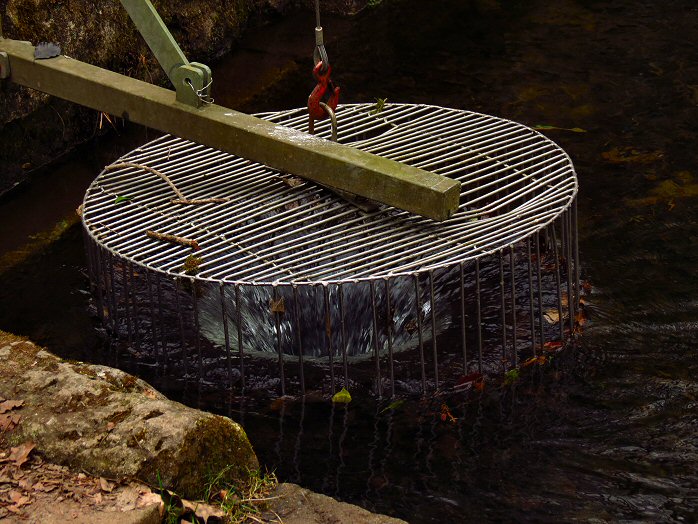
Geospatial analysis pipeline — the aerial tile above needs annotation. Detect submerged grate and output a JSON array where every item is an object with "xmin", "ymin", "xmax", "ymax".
[{"xmin": 82, "ymin": 103, "xmax": 580, "ymax": 397}]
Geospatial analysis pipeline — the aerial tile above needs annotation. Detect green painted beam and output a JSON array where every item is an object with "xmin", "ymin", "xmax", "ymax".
[
  {"xmin": 0, "ymin": 38, "xmax": 461, "ymax": 221},
  {"xmin": 119, "ymin": 0, "xmax": 211, "ymax": 107}
]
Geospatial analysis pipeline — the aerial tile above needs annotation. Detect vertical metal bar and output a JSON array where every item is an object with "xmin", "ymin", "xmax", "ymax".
[
  {"xmin": 459, "ymin": 262, "xmax": 467, "ymax": 374},
  {"xmin": 219, "ymin": 283, "xmax": 232, "ymax": 388},
  {"xmin": 535, "ymin": 234, "xmax": 545, "ymax": 351},
  {"xmin": 106, "ymin": 251, "xmax": 119, "ymax": 332},
  {"xmin": 293, "ymin": 285, "xmax": 306, "ymax": 396},
  {"xmin": 173, "ymin": 276, "xmax": 187, "ymax": 376},
  {"xmin": 573, "ymin": 199, "xmax": 580, "ymax": 310},
  {"xmin": 155, "ymin": 271, "xmax": 167, "ymax": 366},
  {"xmin": 475, "ymin": 258, "xmax": 483, "ymax": 373},
  {"xmin": 429, "ymin": 270, "xmax": 439, "ymax": 389},
  {"xmin": 273, "ymin": 285, "xmax": 286, "ymax": 397},
  {"xmin": 324, "ymin": 284, "xmax": 335, "ymax": 395},
  {"xmin": 129, "ymin": 262, "xmax": 141, "ymax": 349},
  {"xmin": 191, "ymin": 278, "xmax": 203, "ymax": 384},
  {"xmin": 509, "ymin": 246, "xmax": 517, "ymax": 367},
  {"xmin": 385, "ymin": 278, "xmax": 395, "ymax": 398},
  {"xmin": 565, "ymin": 211, "xmax": 575, "ymax": 334},
  {"xmin": 93, "ymin": 245, "xmax": 105, "ymax": 325},
  {"xmin": 527, "ymin": 237, "xmax": 536, "ymax": 356},
  {"xmin": 235, "ymin": 285, "xmax": 245, "ymax": 391},
  {"xmin": 499, "ymin": 251, "xmax": 507, "ymax": 372},
  {"xmin": 339, "ymin": 285, "xmax": 349, "ymax": 388},
  {"xmin": 121, "ymin": 263, "xmax": 133, "ymax": 347},
  {"xmin": 413, "ymin": 275, "xmax": 427, "ymax": 394},
  {"xmin": 145, "ymin": 270, "xmax": 159, "ymax": 365},
  {"xmin": 370, "ymin": 280, "xmax": 382, "ymax": 398},
  {"xmin": 551, "ymin": 224, "xmax": 564, "ymax": 340}
]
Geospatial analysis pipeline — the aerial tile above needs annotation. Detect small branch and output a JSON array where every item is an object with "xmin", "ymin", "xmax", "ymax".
[
  {"xmin": 146, "ymin": 230, "xmax": 199, "ymax": 250},
  {"xmin": 105, "ymin": 162, "xmax": 230, "ymax": 206},
  {"xmin": 106, "ymin": 162, "xmax": 186, "ymax": 200},
  {"xmin": 171, "ymin": 198, "xmax": 229, "ymax": 205}
]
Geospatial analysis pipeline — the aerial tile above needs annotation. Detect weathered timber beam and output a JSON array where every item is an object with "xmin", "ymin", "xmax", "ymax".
[{"xmin": 0, "ymin": 38, "xmax": 461, "ymax": 221}]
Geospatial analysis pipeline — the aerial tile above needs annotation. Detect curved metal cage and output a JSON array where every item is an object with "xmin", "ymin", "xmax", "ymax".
[{"xmin": 82, "ymin": 103, "xmax": 580, "ymax": 397}]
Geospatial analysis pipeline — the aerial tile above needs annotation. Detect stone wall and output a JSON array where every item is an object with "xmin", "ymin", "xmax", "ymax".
[{"xmin": 0, "ymin": 0, "xmax": 367, "ymax": 195}]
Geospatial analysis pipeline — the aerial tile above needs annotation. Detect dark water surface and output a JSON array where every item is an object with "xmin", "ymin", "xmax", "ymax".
[{"xmin": 1, "ymin": 0, "xmax": 698, "ymax": 521}]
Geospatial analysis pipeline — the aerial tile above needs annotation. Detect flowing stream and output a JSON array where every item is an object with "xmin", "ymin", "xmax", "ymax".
[{"xmin": 1, "ymin": 1, "xmax": 697, "ymax": 521}]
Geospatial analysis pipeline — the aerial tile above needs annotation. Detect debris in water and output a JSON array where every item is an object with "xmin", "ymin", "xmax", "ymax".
[{"xmin": 332, "ymin": 387, "xmax": 352, "ymax": 404}]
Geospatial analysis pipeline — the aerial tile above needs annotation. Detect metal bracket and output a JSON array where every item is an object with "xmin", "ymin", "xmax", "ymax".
[
  {"xmin": 119, "ymin": 0, "xmax": 211, "ymax": 107},
  {"xmin": 0, "ymin": 51, "xmax": 9, "ymax": 79}
]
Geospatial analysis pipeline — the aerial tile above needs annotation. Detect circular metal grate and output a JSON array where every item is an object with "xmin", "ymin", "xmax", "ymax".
[
  {"xmin": 82, "ymin": 103, "xmax": 577, "ymax": 285},
  {"xmin": 82, "ymin": 103, "xmax": 580, "ymax": 397}
]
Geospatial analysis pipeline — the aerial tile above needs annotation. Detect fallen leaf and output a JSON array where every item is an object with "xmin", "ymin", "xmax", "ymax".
[
  {"xmin": 543, "ymin": 310, "xmax": 560, "ymax": 324},
  {"xmin": 137, "ymin": 491, "xmax": 164, "ymax": 516},
  {"xmin": 9, "ymin": 442, "xmax": 35, "ymax": 468},
  {"xmin": 380, "ymin": 399, "xmax": 405, "ymax": 413},
  {"xmin": 9, "ymin": 490, "xmax": 30, "ymax": 507},
  {"xmin": 282, "ymin": 176, "xmax": 304, "ymax": 188},
  {"xmin": 543, "ymin": 341, "xmax": 564, "ymax": 352},
  {"xmin": 181, "ymin": 499, "xmax": 226, "ymax": 521},
  {"xmin": 454, "ymin": 372, "xmax": 484, "ymax": 392},
  {"xmin": 522, "ymin": 355, "xmax": 547, "ymax": 368},
  {"xmin": 143, "ymin": 389, "xmax": 158, "ymax": 399},
  {"xmin": 114, "ymin": 195, "xmax": 134, "ymax": 205},
  {"xmin": 601, "ymin": 146, "xmax": 663, "ymax": 165},
  {"xmin": 533, "ymin": 124, "xmax": 587, "ymax": 133},
  {"xmin": 270, "ymin": 297, "xmax": 285, "ymax": 314},
  {"xmin": 0, "ymin": 413, "xmax": 22, "ymax": 432},
  {"xmin": 0, "ymin": 400, "xmax": 24, "ymax": 414},
  {"xmin": 99, "ymin": 477, "xmax": 114, "ymax": 493},
  {"xmin": 440, "ymin": 403, "xmax": 457, "ymax": 424},
  {"xmin": 331, "ymin": 387, "xmax": 352, "ymax": 404}
]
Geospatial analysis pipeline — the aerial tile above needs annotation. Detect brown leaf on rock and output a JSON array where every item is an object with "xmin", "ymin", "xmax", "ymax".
[
  {"xmin": 0, "ymin": 400, "xmax": 24, "ymax": 414},
  {"xmin": 9, "ymin": 442, "xmax": 35, "ymax": 468},
  {"xmin": 9, "ymin": 489, "xmax": 31, "ymax": 507},
  {"xmin": 182, "ymin": 499, "xmax": 226, "ymax": 522},
  {"xmin": 143, "ymin": 389, "xmax": 158, "ymax": 399},
  {"xmin": 99, "ymin": 477, "xmax": 114, "ymax": 493}
]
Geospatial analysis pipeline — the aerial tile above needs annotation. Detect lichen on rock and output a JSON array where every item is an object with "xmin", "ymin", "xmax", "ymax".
[{"xmin": 0, "ymin": 330, "xmax": 259, "ymax": 499}]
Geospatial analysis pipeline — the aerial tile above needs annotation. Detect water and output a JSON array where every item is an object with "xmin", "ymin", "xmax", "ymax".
[{"xmin": 1, "ymin": 0, "xmax": 698, "ymax": 521}]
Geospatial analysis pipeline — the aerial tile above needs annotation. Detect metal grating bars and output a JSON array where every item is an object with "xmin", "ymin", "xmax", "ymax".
[{"xmin": 82, "ymin": 103, "xmax": 580, "ymax": 397}]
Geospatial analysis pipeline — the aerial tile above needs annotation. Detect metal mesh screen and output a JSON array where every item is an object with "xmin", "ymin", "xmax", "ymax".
[{"xmin": 82, "ymin": 103, "xmax": 579, "ymax": 397}]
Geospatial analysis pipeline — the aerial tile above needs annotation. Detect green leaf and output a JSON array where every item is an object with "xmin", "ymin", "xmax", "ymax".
[
  {"xmin": 380, "ymin": 399, "xmax": 405, "ymax": 413},
  {"xmin": 331, "ymin": 387, "xmax": 352, "ymax": 404},
  {"xmin": 533, "ymin": 124, "xmax": 587, "ymax": 133},
  {"xmin": 114, "ymin": 195, "xmax": 134, "ymax": 204},
  {"xmin": 504, "ymin": 368, "xmax": 520, "ymax": 385}
]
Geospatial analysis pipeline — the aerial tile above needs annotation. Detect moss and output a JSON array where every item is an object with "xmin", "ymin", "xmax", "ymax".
[
  {"xmin": 0, "ymin": 216, "xmax": 80, "ymax": 275},
  {"xmin": 141, "ymin": 414, "xmax": 258, "ymax": 499}
]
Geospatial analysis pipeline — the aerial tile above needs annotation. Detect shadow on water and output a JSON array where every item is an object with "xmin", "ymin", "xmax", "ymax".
[{"xmin": 1, "ymin": 0, "xmax": 698, "ymax": 521}]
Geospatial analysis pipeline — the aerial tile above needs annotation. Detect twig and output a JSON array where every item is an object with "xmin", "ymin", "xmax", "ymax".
[
  {"xmin": 171, "ymin": 198, "xmax": 229, "ymax": 205},
  {"xmin": 105, "ymin": 161, "xmax": 230, "ymax": 205},
  {"xmin": 146, "ymin": 230, "xmax": 200, "ymax": 250},
  {"xmin": 106, "ymin": 162, "xmax": 186, "ymax": 200}
]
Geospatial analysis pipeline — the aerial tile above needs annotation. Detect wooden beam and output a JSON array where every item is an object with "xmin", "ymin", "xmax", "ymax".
[{"xmin": 0, "ymin": 38, "xmax": 461, "ymax": 221}]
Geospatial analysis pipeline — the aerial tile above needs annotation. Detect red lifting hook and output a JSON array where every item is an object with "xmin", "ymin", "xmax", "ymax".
[{"xmin": 308, "ymin": 60, "xmax": 340, "ymax": 135}]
